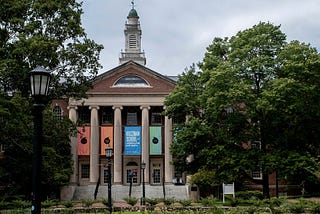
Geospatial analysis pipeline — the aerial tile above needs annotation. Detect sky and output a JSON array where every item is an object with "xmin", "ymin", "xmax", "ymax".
[{"xmin": 80, "ymin": 0, "xmax": 320, "ymax": 76}]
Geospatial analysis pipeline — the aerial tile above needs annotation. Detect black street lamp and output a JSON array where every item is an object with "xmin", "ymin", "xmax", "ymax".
[
  {"xmin": 105, "ymin": 147, "xmax": 113, "ymax": 213},
  {"xmin": 29, "ymin": 66, "xmax": 51, "ymax": 214},
  {"xmin": 141, "ymin": 161, "xmax": 146, "ymax": 206}
]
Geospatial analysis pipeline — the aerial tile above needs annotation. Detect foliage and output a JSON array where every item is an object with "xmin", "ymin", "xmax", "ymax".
[
  {"xmin": 179, "ymin": 199, "xmax": 192, "ymax": 206},
  {"xmin": 61, "ymin": 201, "xmax": 73, "ymax": 208},
  {"xmin": 165, "ymin": 22, "xmax": 320, "ymax": 198},
  {"xmin": 163, "ymin": 198, "xmax": 175, "ymax": 206},
  {"xmin": 123, "ymin": 197, "xmax": 138, "ymax": 206},
  {"xmin": 145, "ymin": 197, "xmax": 161, "ymax": 206},
  {"xmin": 0, "ymin": 0, "xmax": 103, "ymax": 98},
  {"xmin": 81, "ymin": 199, "xmax": 94, "ymax": 207},
  {"xmin": 0, "ymin": 94, "xmax": 75, "ymax": 199},
  {"xmin": 200, "ymin": 195, "xmax": 218, "ymax": 207},
  {"xmin": 0, "ymin": 0, "xmax": 101, "ymax": 201},
  {"xmin": 41, "ymin": 199, "xmax": 58, "ymax": 208},
  {"xmin": 236, "ymin": 191, "xmax": 264, "ymax": 200}
]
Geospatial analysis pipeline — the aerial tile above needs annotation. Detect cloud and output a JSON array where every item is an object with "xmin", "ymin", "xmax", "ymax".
[{"xmin": 80, "ymin": 0, "xmax": 320, "ymax": 76}]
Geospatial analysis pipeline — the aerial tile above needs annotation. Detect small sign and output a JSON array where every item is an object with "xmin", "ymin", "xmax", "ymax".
[{"xmin": 222, "ymin": 182, "xmax": 235, "ymax": 203}]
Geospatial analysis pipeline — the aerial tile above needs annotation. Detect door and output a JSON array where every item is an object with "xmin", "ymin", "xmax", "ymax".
[{"xmin": 151, "ymin": 163, "xmax": 162, "ymax": 185}]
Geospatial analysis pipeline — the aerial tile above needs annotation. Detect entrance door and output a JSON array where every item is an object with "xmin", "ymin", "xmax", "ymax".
[{"xmin": 151, "ymin": 163, "xmax": 162, "ymax": 185}]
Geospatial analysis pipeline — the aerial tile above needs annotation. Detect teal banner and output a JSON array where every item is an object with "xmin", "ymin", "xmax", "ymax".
[
  {"xmin": 124, "ymin": 126, "xmax": 141, "ymax": 155},
  {"xmin": 150, "ymin": 126, "xmax": 162, "ymax": 155}
]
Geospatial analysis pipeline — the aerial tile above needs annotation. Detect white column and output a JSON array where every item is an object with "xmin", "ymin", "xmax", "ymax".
[
  {"xmin": 89, "ymin": 106, "xmax": 99, "ymax": 183},
  {"xmin": 68, "ymin": 105, "xmax": 78, "ymax": 184},
  {"xmin": 164, "ymin": 116, "xmax": 174, "ymax": 183},
  {"xmin": 113, "ymin": 106, "xmax": 123, "ymax": 184},
  {"xmin": 140, "ymin": 105, "xmax": 150, "ymax": 183}
]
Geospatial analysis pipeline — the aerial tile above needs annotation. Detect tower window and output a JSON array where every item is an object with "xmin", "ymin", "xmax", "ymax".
[{"xmin": 129, "ymin": 34, "xmax": 137, "ymax": 48}]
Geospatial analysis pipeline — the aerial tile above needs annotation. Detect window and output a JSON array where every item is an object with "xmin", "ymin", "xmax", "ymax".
[
  {"xmin": 78, "ymin": 107, "xmax": 90, "ymax": 124},
  {"xmin": 252, "ymin": 168, "xmax": 262, "ymax": 179},
  {"xmin": 251, "ymin": 141, "xmax": 261, "ymax": 149},
  {"xmin": 151, "ymin": 112, "xmax": 162, "ymax": 125},
  {"xmin": 53, "ymin": 106, "xmax": 62, "ymax": 120},
  {"xmin": 81, "ymin": 164, "xmax": 90, "ymax": 179},
  {"xmin": 101, "ymin": 108, "xmax": 113, "ymax": 125},
  {"xmin": 114, "ymin": 75, "xmax": 149, "ymax": 87},
  {"xmin": 153, "ymin": 169, "xmax": 161, "ymax": 184},
  {"xmin": 126, "ymin": 169, "xmax": 138, "ymax": 184},
  {"xmin": 129, "ymin": 34, "xmax": 137, "ymax": 48},
  {"xmin": 127, "ymin": 112, "xmax": 137, "ymax": 125}
]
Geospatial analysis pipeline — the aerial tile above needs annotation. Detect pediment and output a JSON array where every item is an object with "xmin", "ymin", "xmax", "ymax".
[{"xmin": 88, "ymin": 61, "xmax": 176, "ymax": 94}]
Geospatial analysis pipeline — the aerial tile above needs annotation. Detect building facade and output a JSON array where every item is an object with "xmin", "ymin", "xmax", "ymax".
[{"xmin": 59, "ymin": 6, "xmax": 192, "ymax": 201}]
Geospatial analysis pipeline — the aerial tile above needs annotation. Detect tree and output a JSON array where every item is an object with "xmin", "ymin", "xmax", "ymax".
[
  {"xmin": 0, "ymin": 0, "xmax": 103, "ymax": 98},
  {"xmin": 0, "ymin": 0, "xmax": 103, "ymax": 200},
  {"xmin": 0, "ymin": 94, "xmax": 76, "ymax": 200},
  {"xmin": 165, "ymin": 22, "xmax": 320, "ymax": 198}
]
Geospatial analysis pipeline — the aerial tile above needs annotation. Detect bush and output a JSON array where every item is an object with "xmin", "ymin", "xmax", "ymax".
[
  {"xmin": 145, "ymin": 198, "xmax": 161, "ymax": 206},
  {"xmin": 61, "ymin": 201, "xmax": 73, "ymax": 208},
  {"xmin": 289, "ymin": 202, "xmax": 306, "ymax": 213},
  {"xmin": 236, "ymin": 190, "xmax": 264, "ymax": 200},
  {"xmin": 310, "ymin": 202, "xmax": 320, "ymax": 214},
  {"xmin": 200, "ymin": 195, "xmax": 217, "ymax": 207},
  {"xmin": 41, "ymin": 199, "xmax": 58, "ymax": 208},
  {"xmin": 123, "ymin": 197, "xmax": 138, "ymax": 206},
  {"xmin": 163, "ymin": 198, "xmax": 175, "ymax": 206},
  {"xmin": 179, "ymin": 199, "xmax": 192, "ymax": 206},
  {"xmin": 81, "ymin": 199, "xmax": 94, "ymax": 207}
]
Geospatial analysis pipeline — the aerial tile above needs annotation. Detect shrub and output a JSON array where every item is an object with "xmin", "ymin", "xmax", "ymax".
[
  {"xmin": 289, "ymin": 202, "xmax": 306, "ymax": 213},
  {"xmin": 179, "ymin": 199, "xmax": 192, "ymax": 206},
  {"xmin": 163, "ymin": 198, "xmax": 175, "ymax": 206},
  {"xmin": 61, "ymin": 201, "xmax": 73, "ymax": 208},
  {"xmin": 200, "ymin": 195, "xmax": 217, "ymax": 207},
  {"xmin": 123, "ymin": 197, "xmax": 138, "ymax": 206},
  {"xmin": 81, "ymin": 199, "xmax": 94, "ymax": 207},
  {"xmin": 311, "ymin": 202, "xmax": 320, "ymax": 214},
  {"xmin": 145, "ymin": 198, "xmax": 160, "ymax": 206},
  {"xmin": 41, "ymin": 199, "xmax": 58, "ymax": 208},
  {"xmin": 236, "ymin": 190, "xmax": 264, "ymax": 200}
]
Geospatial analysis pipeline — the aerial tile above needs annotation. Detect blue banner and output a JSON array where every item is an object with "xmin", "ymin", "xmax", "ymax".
[{"xmin": 124, "ymin": 126, "xmax": 141, "ymax": 155}]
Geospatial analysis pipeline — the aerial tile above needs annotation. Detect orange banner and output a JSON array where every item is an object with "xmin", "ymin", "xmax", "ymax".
[
  {"xmin": 78, "ymin": 126, "xmax": 90, "ymax": 155},
  {"xmin": 100, "ymin": 126, "xmax": 114, "ymax": 155}
]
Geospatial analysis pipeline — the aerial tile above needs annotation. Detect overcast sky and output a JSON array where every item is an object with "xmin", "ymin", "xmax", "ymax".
[{"xmin": 80, "ymin": 0, "xmax": 320, "ymax": 76}]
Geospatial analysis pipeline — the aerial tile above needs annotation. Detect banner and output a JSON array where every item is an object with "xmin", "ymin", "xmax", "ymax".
[
  {"xmin": 78, "ymin": 126, "xmax": 90, "ymax": 155},
  {"xmin": 124, "ymin": 126, "xmax": 141, "ymax": 155},
  {"xmin": 100, "ymin": 126, "xmax": 113, "ymax": 155},
  {"xmin": 150, "ymin": 126, "xmax": 162, "ymax": 155}
]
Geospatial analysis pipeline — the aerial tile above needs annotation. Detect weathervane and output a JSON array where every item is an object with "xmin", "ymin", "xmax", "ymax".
[{"xmin": 131, "ymin": 0, "xmax": 135, "ymax": 9}]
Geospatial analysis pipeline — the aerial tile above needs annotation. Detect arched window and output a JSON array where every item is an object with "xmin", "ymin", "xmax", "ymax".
[
  {"xmin": 53, "ymin": 106, "xmax": 62, "ymax": 120},
  {"xmin": 114, "ymin": 75, "xmax": 149, "ymax": 87}
]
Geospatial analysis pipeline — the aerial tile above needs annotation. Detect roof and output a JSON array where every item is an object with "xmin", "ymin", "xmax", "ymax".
[{"xmin": 128, "ymin": 8, "xmax": 139, "ymax": 18}]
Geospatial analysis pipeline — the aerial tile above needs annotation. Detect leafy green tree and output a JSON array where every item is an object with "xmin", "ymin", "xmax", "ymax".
[
  {"xmin": 0, "ymin": 0, "xmax": 103, "ymax": 98},
  {"xmin": 0, "ymin": 0, "xmax": 102, "ymax": 200},
  {"xmin": 165, "ymin": 22, "xmax": 320, "ymax": 198},
  {"xmin": 0, "ymin": 94, "xmax": 76, "ymax": 199}
]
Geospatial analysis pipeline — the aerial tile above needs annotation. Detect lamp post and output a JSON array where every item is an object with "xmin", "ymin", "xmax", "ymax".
[
  {"xmin": 29, "ymin": 66, "xmax": 51, "ymax": 214},
  {"xmin": 141, "ymin": 161, "xmax": 146, "ymax": 206},
  {"xmin": 105, "ymin": 147, "xmax": 113, "ymax": 213}
]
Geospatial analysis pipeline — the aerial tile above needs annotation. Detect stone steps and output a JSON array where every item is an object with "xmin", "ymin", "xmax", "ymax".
[{"xmin": 73, "ymin": 184, "xmax": 189, "ymax": 201}]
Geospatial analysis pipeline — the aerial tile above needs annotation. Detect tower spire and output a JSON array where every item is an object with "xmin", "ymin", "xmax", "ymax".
[{"xmin": 119, "ymin": 3, "xmax": 146, "ymax": 66}]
